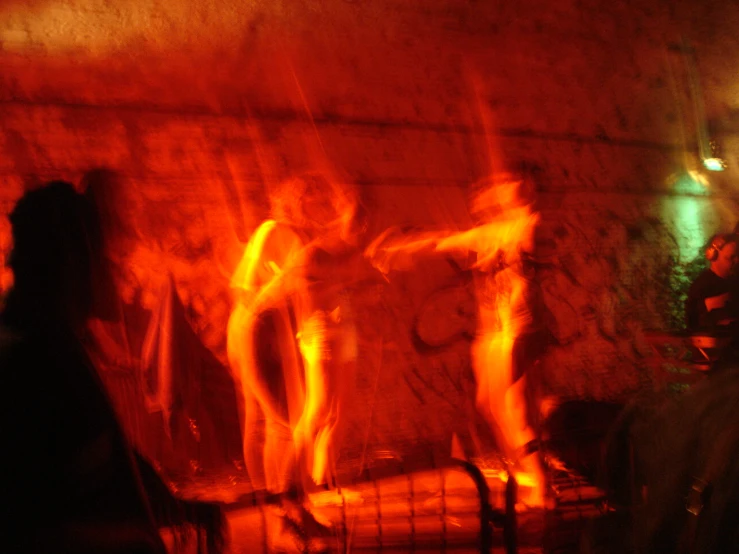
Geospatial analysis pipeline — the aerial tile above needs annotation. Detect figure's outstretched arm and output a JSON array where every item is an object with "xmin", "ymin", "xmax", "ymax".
[
  {"xmin": 364, "ymin": 217, "xmax": 533, "ymax": 275},
  {"xmin": 436, "ymin": 213, "xmax": 538, "ymax": 255},
  {"xmin": 364, "ymin": 227, "xmax": 449, "ymax": 275}
]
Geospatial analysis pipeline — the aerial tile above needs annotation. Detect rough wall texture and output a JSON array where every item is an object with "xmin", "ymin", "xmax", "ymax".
[{"xmin": 1, "ymin": 0, "xmax": 739, "ymax": 464}]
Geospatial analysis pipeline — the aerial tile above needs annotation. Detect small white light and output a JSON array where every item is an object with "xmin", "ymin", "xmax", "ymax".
[{"xmin": 703, "ymin": 158, "xmax": 726, "ymax": 172}]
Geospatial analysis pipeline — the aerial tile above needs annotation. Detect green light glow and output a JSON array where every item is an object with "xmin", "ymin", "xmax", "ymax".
[
  {"xmin": 666, "ymin": 172, "xmax": 709, "ymax": 260},
  {"xmin": 662, "ymin": 171, "xmax": 715, "ymax": 330},
  {"xmin": 672, "ymin": 196, "xmax": 705, "ymax": 260},
  {"xmin": 672, "ymin": 171, "xmax": 709, "ymax": 195}
]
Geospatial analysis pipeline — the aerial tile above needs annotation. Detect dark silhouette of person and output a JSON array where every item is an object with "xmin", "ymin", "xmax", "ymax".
[{"xmin": 0, "ymin": 181, "xmax": 225, "ymax": 553}]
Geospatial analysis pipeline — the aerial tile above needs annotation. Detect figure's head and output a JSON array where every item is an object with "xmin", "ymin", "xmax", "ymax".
[
  {"xmin": 706, "ymin": 233, "xmax": 738, "ymax": 278},
  {"xmin": 467, "ymin": 173, "xmax": 538, "ymax": 268},
  {"xmin": 270, "ymin": 172, "xmax": 362, "ymax": 242},
  {"xmin": 7, "ymin": 181, "xmax": 107, "ymax": 329}
]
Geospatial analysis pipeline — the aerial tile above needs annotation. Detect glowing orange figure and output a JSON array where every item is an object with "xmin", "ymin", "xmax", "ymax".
[
  {"xmin": 280, "ymin": 176, "xmax": 362, "ymax": 490},
  {"xmin": 227, "ymin": 174, "xmax": 361, "ymax": 495},
  {"xmin": 367, "ymin": 177, "xmax": 546, "ymax": 506},
  {"xmin": 292, "ymin": 227, "xmax": 360, "ymax": 488},
  {"xmin": 227, "ymin": 217, "xmax": 307, "ymax": 493}
]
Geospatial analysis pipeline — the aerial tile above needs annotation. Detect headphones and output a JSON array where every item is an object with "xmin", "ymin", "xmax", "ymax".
[{"xmin": 706, "ymin": 234, "xmax": 730, "ymax": 261}]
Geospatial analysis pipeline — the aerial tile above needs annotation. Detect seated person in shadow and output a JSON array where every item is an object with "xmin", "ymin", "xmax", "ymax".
[
  {"xmin": 0, "ymin": 182, "xmax": 225, "ymax": 553},
  {"xmin": 685, "ymin": 233, "xmax": 739, "ymax": 333},
  {"xmin": 685, "ymin": 233, "xmax": 739, "ymax": 369}
]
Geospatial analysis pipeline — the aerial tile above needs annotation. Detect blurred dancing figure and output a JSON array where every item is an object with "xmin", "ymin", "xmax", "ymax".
[
  {"xmin": 227, "ymin": 174, "xmax": 364, "ymax": 548},
  {"xmin": 227, "ymin": 202, "xmax": 307, "ymax": 495},
  {"xmin": 289, "ymin": 177, "xmax": 363, "ymax": 490},
  {"xmin": 367, "ymin": 175, "xmax": 546, "ymax": 506}
]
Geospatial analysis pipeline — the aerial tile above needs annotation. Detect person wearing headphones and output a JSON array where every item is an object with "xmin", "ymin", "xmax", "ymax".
[{"xmin": 685, "ymin": 233, "xmax": 739, "ymax": 332}]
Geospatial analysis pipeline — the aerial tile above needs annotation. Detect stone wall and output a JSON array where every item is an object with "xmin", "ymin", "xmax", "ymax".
[{"xmin": 1, "ymin": 0, "xmax": 738, "ymax": 463}]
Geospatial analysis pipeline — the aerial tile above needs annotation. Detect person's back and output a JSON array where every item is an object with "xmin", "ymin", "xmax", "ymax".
[
  {"xmin": 1, "ymin": 181, "xmax": 165, "ymax": 553},
  {"xmin": 1, "ymin": 321, "xmax": 164, "ymax": 552}
]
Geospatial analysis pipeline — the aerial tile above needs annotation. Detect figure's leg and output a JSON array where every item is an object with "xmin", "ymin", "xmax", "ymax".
[
  {"xmin": 242, "ymin": 390, "xmax": 266, "ymax": 491},
  {"xmin": 509, "ymin": 330, "xmax": 549, "ymax": 507},
  {"xmin": 246, "ymin": 310, "xmax": 324, "ymax": 553},
  {"xmin": 472, "ymin": 334, "xmax": 515, "ymax": 459},
  {"xmin": 251, "ymin": 308, "xmax": 299, "ymax": 494},
  {"xmin": 311, "ymin": 418, "xmax": 333, "ymax": 487},
  {"xmin": 263, "ymin": 416, "xmax": 297, "ymax": 493},
  {"xmin": 228, "ymin": 309, "xmax": 266, "ymax": 491},
  {"xmin": 311, "ymin": 355, "xmax": 355, "ymax": 488},
  {"xmin": 292, "ymin": 380, "xmax": 319, "ymax": 490},
  {"xmin": 472, "ymin": 333, "xmax": 546, "ymax": 506},
  {"xmin": 505, "ymin": 374, "xmax": 546, "ymax": 507},
  {"xmin": 229, "ymin": 307, "xmax": 295, "ymax": 493},
  {"xmin": 312, "ymin": 409, "xmax": 342, "ymax": 488},
  {"xmin": 294, "ymin": 310, "xmax": 329, "ymax": 487}
]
